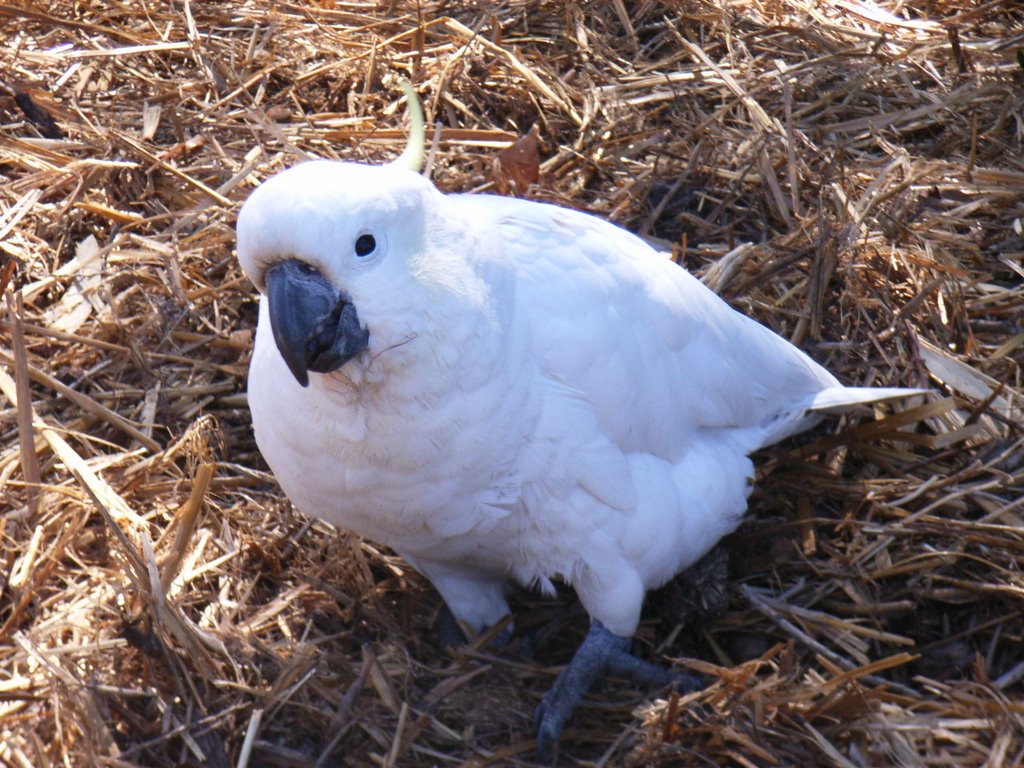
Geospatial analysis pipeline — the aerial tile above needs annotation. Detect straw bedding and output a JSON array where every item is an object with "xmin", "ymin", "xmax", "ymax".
[{"xmin": 1, "ymin": 1, "xmax": 1022, "ymax": 765}]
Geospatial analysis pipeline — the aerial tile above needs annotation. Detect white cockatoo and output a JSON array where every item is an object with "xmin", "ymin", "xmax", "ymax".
[{"xmin": 237, "ymin": 84, "xmax": 924, "ymax": 757}]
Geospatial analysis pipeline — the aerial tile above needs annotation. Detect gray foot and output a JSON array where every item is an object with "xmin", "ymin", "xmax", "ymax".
[
  {"xmin": 535, "ymin": 621, "xmax": 702, "ymax": 762},
  {"xmin": 435, "ymin": 605, "xmax": 515, "ymax": 651},
  {"xmin": 435, "ymin": 605, "xmax": 468, "ymax": 650}
]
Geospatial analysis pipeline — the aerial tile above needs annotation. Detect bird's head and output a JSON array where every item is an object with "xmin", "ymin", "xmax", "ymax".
[
  {"xmin": 236, "ymin": 84, "xmax": 487, "ymax": 388},
  {"xmin": 236, "ymin": 160, "xmax": 451, "ymax": 386}
]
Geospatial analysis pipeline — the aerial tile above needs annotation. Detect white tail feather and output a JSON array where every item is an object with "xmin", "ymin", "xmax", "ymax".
[{"xmin": 807, "ymin": 386, "xmax": 929, "ymax": 412}]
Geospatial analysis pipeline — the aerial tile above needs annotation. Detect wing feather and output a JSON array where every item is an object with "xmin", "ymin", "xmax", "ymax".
[{"xmin": 455, "ymin": 194, "xmax": 846, "ymax": 456}]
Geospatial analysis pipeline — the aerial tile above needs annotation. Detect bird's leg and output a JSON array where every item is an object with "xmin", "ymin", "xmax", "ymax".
[
  {"xmin": 435, "ymin": 604, "xmax": 516, "ymax": 651},
  {"xmin": 435, "ymin": 604, "xmax": 468, "ymax": 650},
  {"xmin": 535, "ymin": 621, "xmax": 702, "ymax": 761}
]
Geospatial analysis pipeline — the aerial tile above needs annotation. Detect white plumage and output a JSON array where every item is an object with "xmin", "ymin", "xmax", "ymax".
[{"xmin": 237, "ymin": 155, "xmax": 922, "ymax": 750}]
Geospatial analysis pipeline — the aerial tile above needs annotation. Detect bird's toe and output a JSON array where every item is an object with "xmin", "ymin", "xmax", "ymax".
[
  {"xmin": 534, "ymin": 690, "xmax": 572, "ymax": 763},
  {"xmin": 673, "ymin": 671, "xmax": 705, "ymax": 694},
  {"xmin": 532, "ymin": 622, "xmax": 705, "ymax": 759}
]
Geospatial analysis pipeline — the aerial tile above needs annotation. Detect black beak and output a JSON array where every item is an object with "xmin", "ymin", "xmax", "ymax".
[{"xmin": 264, "ymin": 260, "xmax": 370, "ymax": 387}]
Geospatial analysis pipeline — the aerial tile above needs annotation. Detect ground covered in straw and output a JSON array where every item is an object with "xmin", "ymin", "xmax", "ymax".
[{"xmin": 1, "ymin": 1, "xmax": 1023, "ymax": 766}]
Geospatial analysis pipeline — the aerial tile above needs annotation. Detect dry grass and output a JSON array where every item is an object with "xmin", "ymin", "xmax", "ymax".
[{"xmin": 1, "ymin": 1, "xmax": 1023, "ymax": 765}]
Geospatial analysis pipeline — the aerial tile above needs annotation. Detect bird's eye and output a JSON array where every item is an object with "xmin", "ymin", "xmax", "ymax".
[{"xmin": 355, "ymin": 233, "xmax": 377, "ymax": 257}]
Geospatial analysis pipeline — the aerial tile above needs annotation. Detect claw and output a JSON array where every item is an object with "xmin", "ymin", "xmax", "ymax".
[{"xmin": 534, "ymin": 621, "xmax": 703, "ymax": 762}]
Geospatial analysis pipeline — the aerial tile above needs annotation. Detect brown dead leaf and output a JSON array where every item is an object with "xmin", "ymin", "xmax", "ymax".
[{"xmin": 492, "ymin": 124, "xmax": 541, "ymax": 196}]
